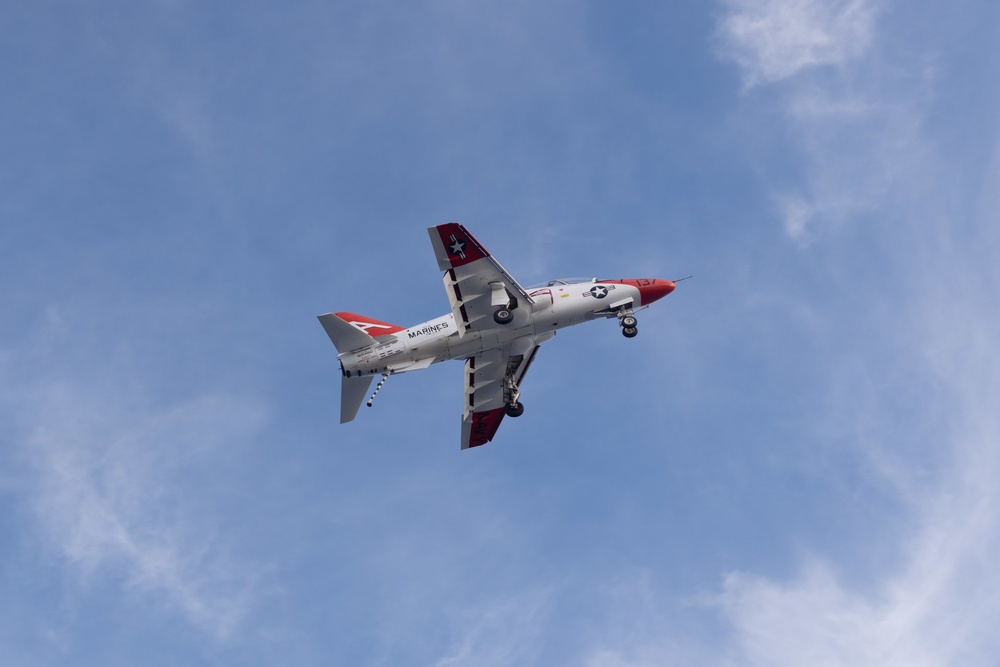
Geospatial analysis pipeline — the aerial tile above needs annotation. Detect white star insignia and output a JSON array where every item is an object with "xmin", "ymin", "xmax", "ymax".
[{"xmin": 450, "ymin": 240, "xmax": 466, "ymax": 255}]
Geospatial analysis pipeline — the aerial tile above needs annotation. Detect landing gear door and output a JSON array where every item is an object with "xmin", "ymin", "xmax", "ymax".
[
  {"xmin": 490, "ymin": 282, "xmax": 510, "ymax": 307},
  {"xmin": 608, "ymin": 296, "xmax": 634, "ymax": 311}
]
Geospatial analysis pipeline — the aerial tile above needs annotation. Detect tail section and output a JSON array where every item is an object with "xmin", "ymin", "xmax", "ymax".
[
  {"xmin": 318, "ymin": 311, "xmax": 407, "ymax": 423},
  {"xmin": 335, "ymin": 312, "xmax": 406, "ymax": 336},
  {"xmin": 317, "ymin": 312, "xmax": 405, "ymax": 353}
]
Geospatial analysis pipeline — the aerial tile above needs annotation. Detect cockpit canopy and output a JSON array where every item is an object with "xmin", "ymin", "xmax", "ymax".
[{"xmin": 527, "ymin": 277, "xmax": 597, "ymax": 289}]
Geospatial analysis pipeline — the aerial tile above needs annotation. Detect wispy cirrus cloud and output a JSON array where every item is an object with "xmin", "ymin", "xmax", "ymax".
[
  {"xmin": 581, "ymin": 3, "xmax": 1000, "ymax": 665},
  {"xmin": 715, "ymin": 0, "xmax": 880, "ymax": 88},
  {"xmin": 714, "ymin": 315, "xmax": 1000, "ymax": 666},
  {"xmin": 25, "ymin": 387, "xmax": 267, "ymax": 640},
  {"xmin": 431, "ymin": 588, "xmax": 552, "ymax": 667},
  {"xmin": 581, "ymin": 219, "xmax": 1000, "ymax": 661},
  {"xmin": 2, "ymin": 310, "xmax": 270, "ymax": 642},
  {"xmin": 717, "ymin": 0, "xmax": 920, "ymax": 244}
]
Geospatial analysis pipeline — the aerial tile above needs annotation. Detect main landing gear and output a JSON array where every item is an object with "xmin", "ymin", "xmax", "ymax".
[
  {"xmin": 618, "ymin": 309, "xmax": 639, "ymax": 338},
  {"xmin": 503, "ymin": 375, "xmax": 524, "ymax": 417},
  {"xmin": 493, "ymin": 307, "xmax": 514, "ymax": 325},
  {"xmin": 493, "ymin": 290, "xmax": 519, "ymax": 325}
]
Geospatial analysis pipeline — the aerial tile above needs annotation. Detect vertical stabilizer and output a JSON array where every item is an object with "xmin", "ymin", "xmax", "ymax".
[
  {"xmin": 318, "ymin": 313, "xmax": 375, "ymax": 353},
  {"xmin": 341, "ymin": 375, "xmax": 375, "ymax": 423}
]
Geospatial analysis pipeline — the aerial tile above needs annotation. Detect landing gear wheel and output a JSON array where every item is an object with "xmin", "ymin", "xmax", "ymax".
[
  {"xmin": 622, "ymin": 326, "xmax": 638, "ymax": 338},
  {"xmin": 621, "ymin": 315, "xmax": 637, "ymax": 328},
  {"xmin": 505, "ymin": 401, "xmax": 525, "ymax": 417},
  {"xmin": 493, "ymin": 308, "xmax": 513, "ymax": 325}
]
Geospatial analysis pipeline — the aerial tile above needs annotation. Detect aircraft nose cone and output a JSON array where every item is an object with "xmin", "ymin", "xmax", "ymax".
[{"xmin": 636, "ymin": 279, "xmax": 676, "ymax": 305}]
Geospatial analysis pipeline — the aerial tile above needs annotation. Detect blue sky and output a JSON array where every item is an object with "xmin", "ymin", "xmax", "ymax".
[{"xmin": 3, "ymin": 1, "xmax": 1000, "ymax": 665}]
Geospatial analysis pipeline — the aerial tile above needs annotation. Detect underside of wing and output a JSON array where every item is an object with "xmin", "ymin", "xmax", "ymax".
[
  {"xmin": 459, "ymin": 343, "xmax": 541, "ymax": 450},
  {"xmin": 428, "ymin": 223, "xmax": 534, "ymax": 337}
]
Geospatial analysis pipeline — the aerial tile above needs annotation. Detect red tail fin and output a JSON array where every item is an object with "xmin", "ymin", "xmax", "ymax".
[{"xmin": 335, "ymin": 312, "xmax": 406, "ymax": 336}]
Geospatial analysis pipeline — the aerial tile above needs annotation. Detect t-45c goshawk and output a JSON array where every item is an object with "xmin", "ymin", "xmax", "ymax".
[{"xmin": 319, "ymin": 223, "xmax": 682, "ymax": 449}]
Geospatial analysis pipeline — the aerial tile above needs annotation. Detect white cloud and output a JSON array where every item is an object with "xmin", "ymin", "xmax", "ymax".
[
  {"xmin": 715, "ymin": 0, "xmax": 906, "ymax": 242},
  {"xmin": 1, "ymin": 310, "xmax": 270, "ymax": 642},
  {"xmin": 635, "ymin": 6, "xmax": 1000, "ymax": 666},
  {"xmin": 715, "ymin": 357, "xmax": 1000, "ymax": 666},
  {"xmin": 431, "ymin": 588, "xmax": 552, "ymax": 667},
  {"xmin": 716, "ymin": 0, "xmax": 880, "ymax": 88},
  {"xmin": 775, "ymin": 194, "xmax": 815, "ymax": 241},
  {"xmin": 583, "ymin": 276, "xmax": 1000, "ymax": 662},
  {"xmin": 23, "ymin": 384, "xmax": 269, "ymax": 640},
  {"xmin": 580, "ymin": 573, "xmax": 717, "ymax": 667}
]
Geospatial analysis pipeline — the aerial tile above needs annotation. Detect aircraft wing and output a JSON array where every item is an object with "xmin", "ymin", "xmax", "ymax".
[
  {"xmin": 428, "ymin": 223, "xmax": 534, "ymax": 338},
  {"xmin": 460, "ymin": 344, "xmax": 540, "ymax": 449}
]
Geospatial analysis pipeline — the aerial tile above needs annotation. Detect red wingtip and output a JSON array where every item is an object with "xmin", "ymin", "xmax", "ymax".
[
  {"xmin": 468, "ymin": 408, "xmax": 505, "ymax": 447},
  {"xmin": 435, "ymin": 223, "xmax": 489, "ymax": 268}
]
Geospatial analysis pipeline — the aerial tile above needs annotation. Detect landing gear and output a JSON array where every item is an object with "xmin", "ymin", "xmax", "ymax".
[
  {"xmin": 505, "ymin": 401, "xmax": 524, "ymax": 417},
  {"xmin": 493, "ymin": 307, "xmax": 514, "ymax": 325},
  {"xmin": 503, "ymin": 375, "xmax": 524, "ymax": 417},
  {"xmin": 617, "ymin": 308, "xmax": 639, "ymax": 338}
]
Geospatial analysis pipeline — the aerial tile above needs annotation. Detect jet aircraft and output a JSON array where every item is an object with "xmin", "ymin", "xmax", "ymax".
[{"xmin": 319, "ymin": 223, "xmax": 680, "ymax": 449}]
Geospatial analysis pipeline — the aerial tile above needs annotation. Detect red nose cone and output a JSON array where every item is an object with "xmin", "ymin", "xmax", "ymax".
[{"xmin": 636, "ymin": 279, "xmax": 675, "ymax": 305}]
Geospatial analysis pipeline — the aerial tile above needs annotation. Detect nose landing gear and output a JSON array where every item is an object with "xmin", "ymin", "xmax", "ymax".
[{"xmin": 617, "ymin": 308, "xmax": 639, "ymax": 338}]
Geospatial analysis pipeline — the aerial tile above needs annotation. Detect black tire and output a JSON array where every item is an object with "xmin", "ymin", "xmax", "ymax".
[
  {"xmin": 621, "ymin": 316, "xmax": 637, "ymax": 328},
  {"xmin": 505, "ymin": 401, "xmax": 525, "ymax": 417},
  {"xmin": 494, "ymin": 308, "xmax": 513, "ymax": 325},
  {"xmin": 622, "ymin": 326, "xmax": 638, "ymax": 338}
]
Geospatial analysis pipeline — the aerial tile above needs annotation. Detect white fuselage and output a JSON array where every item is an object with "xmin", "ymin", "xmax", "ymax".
[{"xmin": 339, "ymin": 280, "xmax": 643, "ymax": 378}]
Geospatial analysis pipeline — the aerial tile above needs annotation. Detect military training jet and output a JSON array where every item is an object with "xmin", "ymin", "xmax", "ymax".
[{"xmin": 319, "ymin": 223, "xmax": 680, "ymax": 449}]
